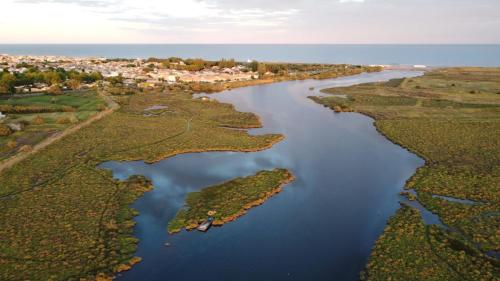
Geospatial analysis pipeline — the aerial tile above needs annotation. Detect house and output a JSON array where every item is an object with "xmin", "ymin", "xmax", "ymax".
[
  {"xmin": 0, "ymin": 112, "xmax": 5, "ymax": 119},
  {"xmin": 7, "ymin": 123, "xmax": 24, "ymax": 132},
  {"xmin": 138, "ymin": 80, "xmax": 161, "ymax": 89},
  {"xmin": 123, "ymin": 79, "xmax": 136, "ymax": 87},
  {"xmin": 167, "ymin": 75, "xmax": 177, "ymax": 84}
]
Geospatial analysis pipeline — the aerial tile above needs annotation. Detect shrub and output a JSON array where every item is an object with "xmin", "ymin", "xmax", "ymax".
[
  {"xmin": 6, "ymin": 140, "xmax": 17, "ymax": 149},
  {"xmin": 0, "ymin": 105, "xmax": 63, "ymax": 114},
  {"xmin": 0, "ymin": 124, "xmax": 12, "ymax": 136},
  {"xmin": 48, "ymin": 85, "xmax": 62, "ymax": 95},
  {"xmin": 62, "ymin": 106, "xmax": 76, "ymax": 112},
  {"xmin": 32, "ymin": 115, "xmax": 45, "ymax": 125},
  {"xmin": 56, "ymin": 117, "xmax": 71, "ymax": 124}
]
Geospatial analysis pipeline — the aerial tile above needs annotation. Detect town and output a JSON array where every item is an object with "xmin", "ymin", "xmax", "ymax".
[
  {"xmin": 0, "ymin": 54, "xmax": 383, "ymax": 95},
  {"xmin": 0, "ymin": 54, "xmax": 262, "ymax": 94}
]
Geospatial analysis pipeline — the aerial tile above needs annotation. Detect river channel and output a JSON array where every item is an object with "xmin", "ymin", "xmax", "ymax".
[{"xmin": 101, "ymin": 70, "xmax": 425, "ymax": 281}]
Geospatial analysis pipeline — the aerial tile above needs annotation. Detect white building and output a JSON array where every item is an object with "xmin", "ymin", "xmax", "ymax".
[{"xmin": 167, "ymin": 75, "xmax": 177, "ymax": 83}]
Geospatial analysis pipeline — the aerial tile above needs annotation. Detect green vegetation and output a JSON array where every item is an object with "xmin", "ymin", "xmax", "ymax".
[
  {"xmin": 313, "ymin": 68, "xmax": 500, "ymax": 280},
  {"xmin": 168, "ymin": 169, "xmax": 295, "ymax": 234},
  {"xmin": 0, "ymin": 67, "xmax": 102, "ymax": 94},
  {"xmin": 0, "ymin": 91, "xmax": 107, "ymax": 160},
  {"xmin": 0, "ymin": 89, "xmax": 283, "ymax": 280},
  {"xmin": 360, "ymin": 205, "xmax": 497, "ymax": 281}
]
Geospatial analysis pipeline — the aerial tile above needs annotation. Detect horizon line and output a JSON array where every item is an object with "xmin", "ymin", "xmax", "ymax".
[{"xmin": 1, "ymin": 43, "xmax": 500, "ymax": 46}]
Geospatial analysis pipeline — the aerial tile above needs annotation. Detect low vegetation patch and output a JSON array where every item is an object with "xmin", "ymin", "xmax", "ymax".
[
  {"xmin": 168, "ymin": 169, "xmax": 295, "ymax": 233},
  {"xmin": 360, "ymin": 205, "xmax": 497, "ymax": 281}
]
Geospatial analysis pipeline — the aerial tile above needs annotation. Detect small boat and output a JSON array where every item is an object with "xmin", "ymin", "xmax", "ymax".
[{"xmin": 197, "ymin": 217, "xmax": 214, "ymax": 232}]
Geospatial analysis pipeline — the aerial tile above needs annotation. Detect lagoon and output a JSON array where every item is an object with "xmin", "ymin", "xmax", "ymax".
[{"xmin": 101, "ymin": 71, "xmax": 425, "ymax": 281}]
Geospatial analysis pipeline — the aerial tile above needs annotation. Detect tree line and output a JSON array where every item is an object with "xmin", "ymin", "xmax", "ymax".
[{"xmin": 0, "ymin": 67, "xmax": 103, "ymax": 94}]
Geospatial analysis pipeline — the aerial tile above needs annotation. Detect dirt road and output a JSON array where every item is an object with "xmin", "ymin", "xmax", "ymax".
[{"xmin": 0, "ymin": 92, "xmax": 119, "ymax": 174}]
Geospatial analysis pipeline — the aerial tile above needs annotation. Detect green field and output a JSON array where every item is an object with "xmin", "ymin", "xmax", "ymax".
[
  {"xmin": 313, "ymin": 68, "xmax": 500, "ymax": 280},
  {"xmin": 0, "ymin": 91, "xmax": 107, "ymax": 160},
  {"xmin": 168, "ymin": 169, "xmax": 294, "ymax": 233},
  {"xmin": 0, "ymin": 90, "xmax": 283, "ymax": 280}
]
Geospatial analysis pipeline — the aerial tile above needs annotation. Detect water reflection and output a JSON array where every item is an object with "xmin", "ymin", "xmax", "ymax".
[{"xmin": 101, "ymin": 71, "xmax": 425, "ymax": 281}]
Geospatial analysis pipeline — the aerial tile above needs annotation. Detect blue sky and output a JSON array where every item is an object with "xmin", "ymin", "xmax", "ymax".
[{"xmin": 1, "ymin": 0, "xmax": 499, "ymax": 43}]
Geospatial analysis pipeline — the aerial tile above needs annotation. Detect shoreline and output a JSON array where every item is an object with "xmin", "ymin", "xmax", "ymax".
[
  {"xmin": 311, "ymin": 69, "xmax": 499, "ymax": 279},
  {"xmin": 123, "ymin": 134, "xmax": 285, "ymax": 165},
  {"xmin": 0, "ymin": 68, "xmax": 380, "ymax": 280},
  {"xmin": 192, "ymin": 67, "xmax": 382, "ymax": 94},
  {"xmin": 168, "ymin": 170, "xmax": 296, "ymax": 234}
]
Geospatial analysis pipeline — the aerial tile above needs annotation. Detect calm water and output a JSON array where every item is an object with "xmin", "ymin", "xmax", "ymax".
[
  {"xmin": 1, "ymin": 44, "xmax": 500, "ymax": 66},
  {"xmin": 101, "ymin": 71, "xmax": 425, "ymax": 281}
]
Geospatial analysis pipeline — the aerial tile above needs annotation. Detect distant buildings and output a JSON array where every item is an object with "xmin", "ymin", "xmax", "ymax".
[{"xmin": 0, "ymin": 54, "xmax": 259, "ymax": 92}]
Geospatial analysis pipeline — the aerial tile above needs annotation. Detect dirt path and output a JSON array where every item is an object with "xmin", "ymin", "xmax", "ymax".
[{"xmin": 0, "ymin": 91, "xmax": 119, "ymax": 174}]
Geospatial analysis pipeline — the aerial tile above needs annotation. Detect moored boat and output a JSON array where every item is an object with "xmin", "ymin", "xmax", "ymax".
[{"xmin": 197, "ymin": 217, "xmax": 214, "ymax": 232}]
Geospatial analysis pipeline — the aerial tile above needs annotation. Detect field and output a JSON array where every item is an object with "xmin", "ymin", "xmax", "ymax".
[
  {"xmin": 313, "ymin": 68, "xmax": 500, "ymax": 280},
  {"xmin": 0, "ymin": 90, "xmax": 283, "ymax": 280},
  {"xmin": 0, "ymin": 91, "xmax": 107, "ymax": 160},
  {"xmin": 168, "ymin": 169, "xmax": 295, "ymax": 233}
]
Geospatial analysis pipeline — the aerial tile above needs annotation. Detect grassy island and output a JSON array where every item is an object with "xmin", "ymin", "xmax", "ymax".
[
  {"xmin": 168, "ymin": 169, "xmax": 295, "ymax": 233},
  {"xmin": 312, "ymin": 68, "xmax": 500, "ymax": 280}
]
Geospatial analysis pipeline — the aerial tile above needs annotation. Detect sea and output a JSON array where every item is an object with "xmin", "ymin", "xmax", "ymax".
[{"xmin": 0, "ymin": 44, "xmax": 499, "ymax": 67}]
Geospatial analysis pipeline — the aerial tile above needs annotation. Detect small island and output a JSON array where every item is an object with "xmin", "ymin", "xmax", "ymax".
[{"xmin": 168, "ymin": 169, "xmax": 295, "ymax": 233}]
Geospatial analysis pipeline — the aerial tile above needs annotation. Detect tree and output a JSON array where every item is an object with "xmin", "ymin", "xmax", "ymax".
[
  {"xmin": 249, "ymin": 60, "xmax": 259, "ymax": 72},
  {"xmin": 257, "ymin": 63, "xmax": 267, "ymax": 77},
  {"xmin": 185, "ymin": 58, "xmax": 206, "ymax": 71},
  {"xmin": 48, "ymin": 84, "xmax": 62, "ymax": 95},
  {"xmin": 218, "ymin": 59, "xmax": 236, "ymax": 69},
  {"xmin": 106, "ymin": 75, "xmax": 124, "ymax": 86},
  {"xmin": 43, "ymin": 71, "xmax": 62, "ymax": 86},
  {"xmin": 67, "ymin": 79, "xmax": 81, "ymax": 90},
  {"xmin": 0, "ymin": 124, "xmax": 13, "ymax": 136},
  {"xmin": 32, "ymin": 115, "xmax": 45, "ymax": 125},
  {"xmin": 0, "ymin": 73, "xmax": 16, "ymax": 94}
]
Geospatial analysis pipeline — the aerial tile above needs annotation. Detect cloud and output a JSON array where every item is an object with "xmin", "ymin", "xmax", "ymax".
[
  {"xmin": 339, "ymin": 0, "xmax": 365, "ymax": 3},
  {"xmin": 15, "ymin": 0, "xmax": 299, "ymax": 25},
  {"xmin": 16, "ymin": 0, "xmax": 117, "ymax": 7},
  {"xmin": 5, "ymin": 0, "xmax": 500, "ymax": 43}
]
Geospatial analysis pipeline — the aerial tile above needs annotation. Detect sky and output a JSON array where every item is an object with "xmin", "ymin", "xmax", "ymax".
[{"xmin": 0, "ymin": 0, "xmax": 499, "ymax": 44}]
